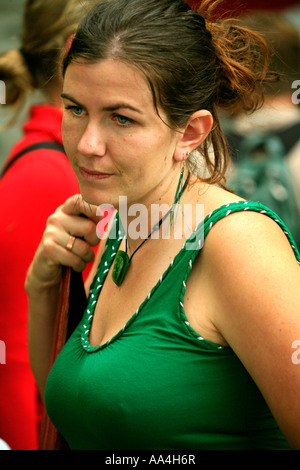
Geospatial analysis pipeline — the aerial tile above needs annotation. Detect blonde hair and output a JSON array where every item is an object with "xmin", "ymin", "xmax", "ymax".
[{"xmin": 0, "ymin": 0, "xmax": 99, "ymax": 127}]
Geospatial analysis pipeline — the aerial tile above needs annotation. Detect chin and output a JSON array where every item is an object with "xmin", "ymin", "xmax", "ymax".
[{"xmin": 79, "ymin": 186, "xmax": 116, "ymax": 209}]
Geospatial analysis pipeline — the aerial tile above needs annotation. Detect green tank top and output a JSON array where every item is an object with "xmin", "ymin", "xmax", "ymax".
[{"xmin": 45, "ymin": 201, "xmax": 300, "ymax": 450}]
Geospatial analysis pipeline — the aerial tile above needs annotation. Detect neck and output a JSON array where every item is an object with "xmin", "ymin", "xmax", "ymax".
[
  {"xmin": 118, "ymin": 165, "xmax": 190, "ymax": 256},
  {"xmin": 111, "ymin": 166, "xmax": 193, "ymax": 287}
]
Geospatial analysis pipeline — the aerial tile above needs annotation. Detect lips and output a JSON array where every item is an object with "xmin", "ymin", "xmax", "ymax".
[{"xmin": 79, "ymin": 166, "xmax": 113, "ymax": 180}]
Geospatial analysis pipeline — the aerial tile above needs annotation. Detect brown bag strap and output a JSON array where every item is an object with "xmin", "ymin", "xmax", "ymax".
[
  {"xmin": 39, "ymin": 267, "xmax": 71, "ymax": 450},
  {"xmin": 39, "ymin": 267, "xmax": 87, "ymax": 450}
]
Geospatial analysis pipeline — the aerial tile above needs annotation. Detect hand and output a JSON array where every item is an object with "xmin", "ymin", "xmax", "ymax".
[{"xmin": 27, "ymin": 194, "xmax": 100, "ymax": 292}]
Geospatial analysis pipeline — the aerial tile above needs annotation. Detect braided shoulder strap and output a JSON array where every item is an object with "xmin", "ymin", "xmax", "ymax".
[{"xmin": 203, "ymin": 200, "xmax": 300, "ymax": 263}]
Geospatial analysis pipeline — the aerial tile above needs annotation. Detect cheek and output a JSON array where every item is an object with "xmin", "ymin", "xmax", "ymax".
[
  {"xmin": 61, "ymin": 117, "xmax": 71, "ymax": 147},
  {"xmin": 121, "ymin": 134, "xmax": 155, "ymax": 161},
  {"xmin": 62, "ymin": 117, "xmax": 78, "ymax": 159}
]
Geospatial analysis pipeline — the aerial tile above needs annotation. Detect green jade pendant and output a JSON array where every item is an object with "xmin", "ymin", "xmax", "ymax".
[
  {"xmin": 112, "ymin": 250, "xmax": 130, "ymax": 286},
  {"xmin": 111, "ymin": 172, "xmax": 190, "ymax": 286}
]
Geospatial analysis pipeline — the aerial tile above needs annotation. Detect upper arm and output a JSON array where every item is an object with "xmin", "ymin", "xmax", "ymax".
[{"xmin": 202, "ymin": 211, "xmax": 300, "ymax": 449}]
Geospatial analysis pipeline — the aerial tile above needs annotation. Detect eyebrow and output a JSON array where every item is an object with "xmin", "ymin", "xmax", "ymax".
[
  {"xmin": 61, "ymin": 93, "xmax": 83, "ymax": 107},
  {"xmin": 61, "ymin": 93, "xmax": 142, "ymax": 114}
]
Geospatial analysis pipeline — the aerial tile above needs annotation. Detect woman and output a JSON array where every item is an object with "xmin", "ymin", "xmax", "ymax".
[
  {"xmin": 0, "ymin": 0, "xmax": 98, "ymax": 450},
  {"xmin": 25, "ymin": 0, "xmax": 300, "ymax": 450}
]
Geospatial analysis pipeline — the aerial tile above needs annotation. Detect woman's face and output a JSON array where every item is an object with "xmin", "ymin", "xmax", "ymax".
[{"xmin": 61, "ymin": 58, "xmax": 182, "ymax": 209}]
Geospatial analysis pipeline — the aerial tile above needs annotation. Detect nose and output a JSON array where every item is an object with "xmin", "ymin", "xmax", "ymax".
[{"xmin": 77, "ymin": 121, "xmax": 106, "ymax": 157}]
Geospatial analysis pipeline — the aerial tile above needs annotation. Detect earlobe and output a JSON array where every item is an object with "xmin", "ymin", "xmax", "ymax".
[{"xmin": 173, "ymin": 110, "xmax": 213, "ymax": 162}]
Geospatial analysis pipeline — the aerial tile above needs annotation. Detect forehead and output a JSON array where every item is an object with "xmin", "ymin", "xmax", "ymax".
[{"xmin": 63, "ymin": 58, "xmax": 154, "ymax": 111}]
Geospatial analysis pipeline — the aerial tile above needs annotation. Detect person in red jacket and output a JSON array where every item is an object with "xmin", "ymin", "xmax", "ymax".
[{"xmin": 0, "ymin": 0, "xmax": 99, "ymax": 450}]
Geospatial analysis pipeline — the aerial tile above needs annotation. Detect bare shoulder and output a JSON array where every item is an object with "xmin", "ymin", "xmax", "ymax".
[
  {"xmin": 200, "ymin": 202, "xmax": 300, "ymax": 308},
  {"xmin": 196, "ymin": 196, "xmax": 300, "ymax": 448},
  {"xmin": 197, "ymin": 198, "xmax": 300, "ymax": 339},
  {"xmin": 195, "ymin": 183, "xmax": 298, "ymax": 262},
  {"xmin": 203, "ymin": 203, "xmax": 299, "ymax": 267}
]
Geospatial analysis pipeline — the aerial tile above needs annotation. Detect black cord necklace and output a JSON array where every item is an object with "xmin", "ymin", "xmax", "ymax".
[{"xmin": 112, "ymin": 173, "xmax": 190, "ymax": 286}]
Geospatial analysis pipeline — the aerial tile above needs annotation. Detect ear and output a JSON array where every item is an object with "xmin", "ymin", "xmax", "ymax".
[{"xmin": 173, "ymin": 110, "xmax": 213, "ymax": 162}]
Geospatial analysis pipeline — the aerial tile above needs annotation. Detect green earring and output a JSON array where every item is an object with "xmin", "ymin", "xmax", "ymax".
[{"xmin": 170, "ymin": 155, "xmax": 189, "ymax": 227}]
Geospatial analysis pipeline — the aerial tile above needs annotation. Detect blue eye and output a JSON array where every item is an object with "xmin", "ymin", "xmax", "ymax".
[
  {"xmin": 65, "ymin": 105, "xmax": 84, "ymax": 116},
  {"xmin": 113, "ymin": 114, "xmax": 133, "ymax": 126},
  {"xmin": 117, "ymin": 115, "xmax": 129, "ymax": 124},
  {"xmin": 72, "ymin": 106, "xmax": 84, "ymax": 116}
]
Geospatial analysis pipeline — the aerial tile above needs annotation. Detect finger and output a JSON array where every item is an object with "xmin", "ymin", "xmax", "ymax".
[
  {"xmin": 54, "ymin": 245, "xmax": 90, "ymax": 273},
  {"xmin": 62, "ymin": 194, "xmax": 100, "ymax": 224},
  {"xmin": 66, "ymin": 235, "xmax": 76, "ymax": 252},
  {"xmin": 64, "ymin": 233, "xmax": 96, "ymax": 264},
  {"xmin": 64, "ymin": 214, "xmax": 100, "ymax": 247},
  {"xmin": 46, "ymin": 209, "xmax": 100, "ymax": 247},
  {"xmin": 44, "ymin": 218, "xmax": 96, "ymax": 264},
  {"xmin": 42, "ymin": 234, "xmax": 93, "ymax": 273}
]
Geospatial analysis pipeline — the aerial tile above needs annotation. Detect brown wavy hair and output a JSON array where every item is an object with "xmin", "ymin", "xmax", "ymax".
[{"xmin": 63, "ymin": 0, "xmax": 273, "ymax": 187}]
